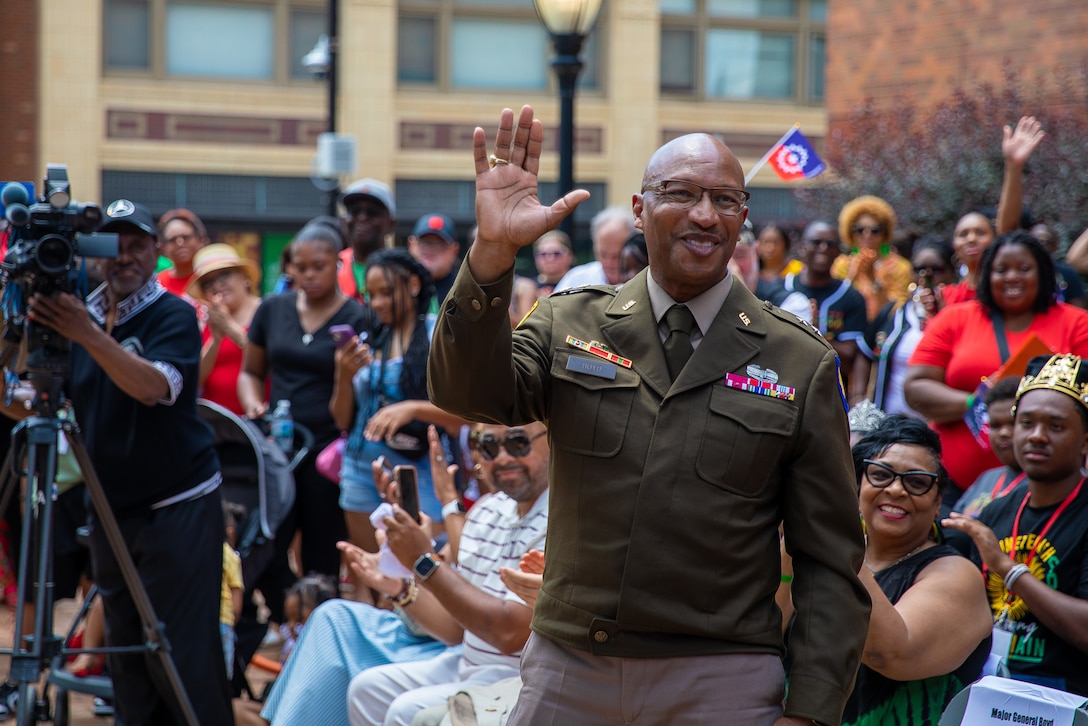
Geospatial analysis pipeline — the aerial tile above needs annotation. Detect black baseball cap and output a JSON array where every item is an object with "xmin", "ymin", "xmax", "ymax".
[{"xmin": 100, "ymin": 199, "xmax": 157, "ymax": 237}]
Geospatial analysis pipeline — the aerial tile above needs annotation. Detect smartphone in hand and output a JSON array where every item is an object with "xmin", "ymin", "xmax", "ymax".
[
  {"xmin": 330, "ymin": 324, "xmax": 356, "ymax": 349},
  {"xmin": 394, "ymin": 464, "xmax": 421, "ymax": 524}
]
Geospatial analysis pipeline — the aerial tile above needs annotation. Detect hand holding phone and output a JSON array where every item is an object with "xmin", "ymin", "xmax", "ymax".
[
  {"xmin": 393, "ymin": 464, "xmax": 421, "ymax": 524},
  {"xmin": 330, "ymin": 324, "xmax": 358, "ymax": 349}
]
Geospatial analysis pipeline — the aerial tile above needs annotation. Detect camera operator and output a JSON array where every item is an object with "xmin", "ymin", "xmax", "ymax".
[{"xmin": 19, "ymin": 199, "xmax": 232, "ymax": 724}]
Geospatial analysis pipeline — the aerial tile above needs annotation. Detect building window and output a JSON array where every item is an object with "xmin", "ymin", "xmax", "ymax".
[
  {"xmin": 105, "ymin": 0, "xmax": 151, "ymax": 69},
  {"xmin": 398, "ymin": 0, "xmax": 601, "ymax": 92},
  {"xmin": 660, "ymin": 0, "xmax": 824, "ymax": 103},
  {"xmin": 290, "ymin": 8, "xmax": 328, "ymax": 80},
  {"xmin": 166, "ymin": 4, "xmax": 274, "ymax": 79},
  {"xmin": 103, "ymin": 0, "xmax": 326, "ymax": 83}
]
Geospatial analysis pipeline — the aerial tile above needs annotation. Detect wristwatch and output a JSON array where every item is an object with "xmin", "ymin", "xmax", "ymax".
[
  {"xmin": 441, "ymin": 499, "xmax": 467, "ymax": 519},
  {"xmin": 412, "ymin": 553, "xmax": 442, "ymax": 581}
]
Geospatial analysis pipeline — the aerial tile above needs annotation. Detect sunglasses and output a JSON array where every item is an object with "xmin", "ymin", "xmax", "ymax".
[
  {"xmin": 851, "ymin": 225, "xmax": 885, "ymax": 237},
  {"xmin": 470, "ymin": 430, "xmax": 546, "ymax": 461},
  {"xmin": 913, "ymin": 264, "xmax": 947, "ymax": 275},
  {"xmin": 862, "ymin": 459, "xmax": 939, "ymax": 496}
]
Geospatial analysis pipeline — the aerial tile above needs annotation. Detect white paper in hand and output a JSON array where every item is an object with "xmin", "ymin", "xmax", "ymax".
[{"xmin": 370, "ymin": 503, "xmax": 413, "ymax": 579}]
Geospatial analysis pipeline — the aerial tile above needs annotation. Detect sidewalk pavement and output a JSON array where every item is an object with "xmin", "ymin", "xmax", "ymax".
[{"xmin": 0, "ymin": 596, "xmax": 277, "ymax": 725}]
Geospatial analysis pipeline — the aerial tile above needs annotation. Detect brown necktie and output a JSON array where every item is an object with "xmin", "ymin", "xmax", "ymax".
[{"xmin": 663, "ymin": 304, "xmax": 696, "ymax": 381}]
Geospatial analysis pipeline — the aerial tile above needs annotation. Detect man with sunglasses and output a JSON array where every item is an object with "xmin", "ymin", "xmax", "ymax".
[
  {"xmin": 252, "ymin": 423, "xmax": 549, "ymax": 726},
  {"xmin": 943, "ymin": 354, "xmax": 1088, "ymax": 697},
  {"xmin": 429, "ymin": 106, "xmax": 869, "ymax": 726},
  {"xmin": 338, "ymin": 178, "xmax": 396, "ymax": 302}
]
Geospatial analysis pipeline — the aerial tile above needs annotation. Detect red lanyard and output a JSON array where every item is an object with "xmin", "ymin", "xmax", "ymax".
[
  {"xmin": 990, "ymin": 471, "xmax": 1025, "ymax": 501},
  {"xmin": 1008, "ymin": 476, "xmax": 1085, "ymax": 567}
]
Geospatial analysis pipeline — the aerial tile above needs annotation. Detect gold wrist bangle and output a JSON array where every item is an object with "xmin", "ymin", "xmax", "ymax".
[{"xmin": 389, "ymin": 578, "xmax": 419, "ymax": 607}]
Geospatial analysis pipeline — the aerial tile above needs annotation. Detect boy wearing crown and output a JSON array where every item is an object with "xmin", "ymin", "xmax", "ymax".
[{"xmin": 944, "ymin": 353, "xmax": 1088, "ymax": 696}]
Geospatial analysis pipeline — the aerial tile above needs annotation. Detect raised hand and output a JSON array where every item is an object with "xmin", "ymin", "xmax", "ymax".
[
  {"xmin": 468, "ymin": 105, "xmax": 591, "ymax": 283},
  {"xmin": 427, "ymin": 425, "xmax": 459, "ymax": 506},
  {"xmin": 1002, "ymin": 116, "xmax": 1044, "ymax": 169}
]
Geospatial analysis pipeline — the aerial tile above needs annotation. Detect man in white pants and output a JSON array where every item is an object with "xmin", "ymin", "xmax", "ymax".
[{"xmin": 348, "ymin": 422, "xmax": 549, "ymax": 726}]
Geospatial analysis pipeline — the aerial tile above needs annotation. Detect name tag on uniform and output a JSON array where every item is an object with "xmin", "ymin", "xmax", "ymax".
[{"xmin": 566, "ymin": 355, "xmax": 617, "ymax": 380}]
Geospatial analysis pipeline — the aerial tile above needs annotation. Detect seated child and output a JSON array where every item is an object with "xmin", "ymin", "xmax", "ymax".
[{"xmin": 279, "ymin": 574, "xmax": 337, "ymax": 662}]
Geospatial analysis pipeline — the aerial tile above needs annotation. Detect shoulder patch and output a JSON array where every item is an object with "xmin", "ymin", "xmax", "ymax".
[{"xmin": 762, "ymin": 301, "xmax": 834, "ymax": 352}]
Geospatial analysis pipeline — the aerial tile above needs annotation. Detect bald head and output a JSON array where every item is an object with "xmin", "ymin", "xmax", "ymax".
[
  {"xmin": 642, "ymin": 134, "xmax": 745, "ymax": 190},
  {"xmin": 632, "ymin": 133, "xmax": 749, "ymax": 302}
]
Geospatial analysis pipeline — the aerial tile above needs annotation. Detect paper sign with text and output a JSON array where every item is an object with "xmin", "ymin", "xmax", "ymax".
[{"xmin": 963, "ymin": 676, "xmax": 1087, "ymax": 726}]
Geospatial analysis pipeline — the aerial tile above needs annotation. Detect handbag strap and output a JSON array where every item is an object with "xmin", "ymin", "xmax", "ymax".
[{"xmin": 989, "ymin": 309, "xmax": 1011, "ymax": 364}]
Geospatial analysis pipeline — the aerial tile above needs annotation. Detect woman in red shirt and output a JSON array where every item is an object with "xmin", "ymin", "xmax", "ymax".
[
  {"xmin": 158, "ymin": 208, "xmax": 210, "ymax": 298},
  {"xmin": 905, "ymin": 231, "xmax": 1088, "ymax": 513},
  {"xmin": 189, "ymin": 244, "xmax": 262, "ymax": 414},
  {"xmin": 940, "ymin": 211, "xmax": 996, "ymax": 306}
]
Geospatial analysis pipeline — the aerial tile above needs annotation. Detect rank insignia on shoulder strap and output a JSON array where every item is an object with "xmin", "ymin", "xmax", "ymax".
[{"xmin": 515, "ymin": 299, "xmax": 539, "ymax": 329}]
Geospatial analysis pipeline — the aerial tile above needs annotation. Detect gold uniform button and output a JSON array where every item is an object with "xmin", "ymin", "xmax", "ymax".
[
  {"xmin": 489, "ymin": 296, "xmax": 503, "ymax": 308},
  {"xmin": 470, "ymin": 299, "xmax": 482, "ymax": 311},
  {"xmin": 593, "ymin": 630, "xmax": 608, "ymax": 643}
]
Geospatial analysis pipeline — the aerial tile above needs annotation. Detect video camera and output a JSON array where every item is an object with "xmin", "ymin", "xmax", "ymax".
[{"xmin": 0, "ymin": 165, "xmax": 118, "ymax": 383}]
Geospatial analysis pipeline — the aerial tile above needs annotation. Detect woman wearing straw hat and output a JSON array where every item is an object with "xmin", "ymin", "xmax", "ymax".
[{"xmin": 189, "ymin": 244, "xmax": 262, "ymax": 415}]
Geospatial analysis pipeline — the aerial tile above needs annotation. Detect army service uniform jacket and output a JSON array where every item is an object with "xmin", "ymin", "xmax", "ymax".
[{"xmin": 428, "ymin": 264, "xmax": 871, "ymax": 726}]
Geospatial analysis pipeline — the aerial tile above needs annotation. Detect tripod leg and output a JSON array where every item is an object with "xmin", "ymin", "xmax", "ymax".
[
  {"xmin": 64, "ymin": 424, "xmax": 199, "ymax": 726},
  {"xmin": 0, "ymin": 444, "xmax": 18, "ymax": 533},
  {"xmin": 0, "ymin": 417, "xmax": 65, "ymax": 726},
  {"xmin": 15, "ymin": 683, "xmax": 36, "ymax": 726}
]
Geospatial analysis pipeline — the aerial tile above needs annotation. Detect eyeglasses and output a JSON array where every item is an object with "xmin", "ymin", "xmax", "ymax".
[
  {"xmin": 851, "ymin": 225, "xmax": 885, "ymax": 237},
  {"xmin": 470, "ymin": 430, "xmax": 546, "ymax": 461},
  {"xmin": 535, "ymin": 250, "xmax": 567, "ymax": 260},
  {"xmin": 913, "ymin": 264, "xmax": 947, "ymax": 275},
  {"xmin": 641, "ymin": 179, "xmax": 750, "ymax": 217},
  {"xmin": 862, "ymin": 459, "xmax": 940, "ymax": 496}
]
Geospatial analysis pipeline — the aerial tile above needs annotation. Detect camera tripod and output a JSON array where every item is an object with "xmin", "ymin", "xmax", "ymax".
[{"xmin": 0, "ymin": 376, "xmax": 197, "ymax": 725}]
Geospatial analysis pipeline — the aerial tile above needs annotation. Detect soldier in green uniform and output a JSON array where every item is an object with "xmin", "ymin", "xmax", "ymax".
[{"xmin": 428, "ymin": 105, "xmax": 871, "ymax": 726}]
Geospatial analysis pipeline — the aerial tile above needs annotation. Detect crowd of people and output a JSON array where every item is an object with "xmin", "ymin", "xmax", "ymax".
[{"xmin": 0, "ymin": 105, "xmax": 1085, "ymax": 726}]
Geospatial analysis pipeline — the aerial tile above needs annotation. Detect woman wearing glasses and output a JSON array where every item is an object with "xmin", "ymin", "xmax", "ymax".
[
  {"xmin": 157, "ymin": 207, "xmax": 210, "ymax": 298},
  {"xmin": 860, "ymin": 238, "xmax": 957, "ymax": 416},
  {"xmin": 833, "ymin": 195, "xmax": 912, "ymax": 320},
  {"xmin": 511, "ymin": 230, "xmax": 574, "ymax": 324},
  {"xmin": 779, "ymin": 416, "xmax": 991, "ymax": 725},
  {"xmin": 837, "ymin": 415, "xmax": 992, "ymax": 726}
]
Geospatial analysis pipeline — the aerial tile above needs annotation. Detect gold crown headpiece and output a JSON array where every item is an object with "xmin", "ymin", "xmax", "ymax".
[{"xmin": 1015, "ymin": 354, "xmax": 1088, "ymax": 410}]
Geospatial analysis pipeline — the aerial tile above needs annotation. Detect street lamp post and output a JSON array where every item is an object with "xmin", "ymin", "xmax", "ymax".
[
  {"xmin": 303, "ymin": 0, "xmax": 339, "ymax": 216},
  {"xmin": 534, "ymin": 0, "xmax": 602, "ymax": 238}
]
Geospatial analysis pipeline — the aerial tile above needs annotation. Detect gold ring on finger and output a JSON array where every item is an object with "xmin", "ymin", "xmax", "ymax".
[{"xmin": 488, "ymin": 154, "xmax": 510, "ymax": 168}]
